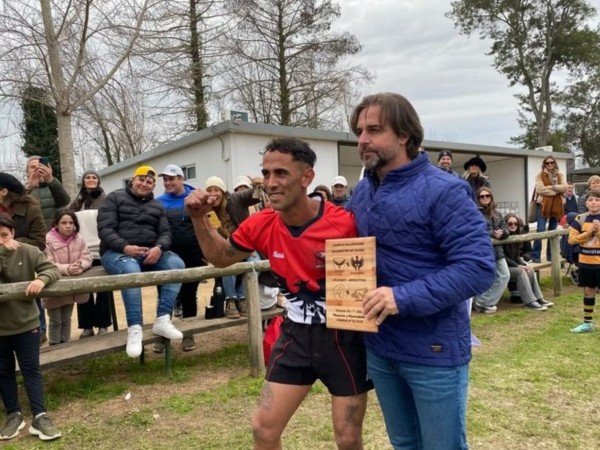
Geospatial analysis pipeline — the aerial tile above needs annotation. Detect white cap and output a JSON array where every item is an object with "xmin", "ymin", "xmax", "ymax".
[
  {"xmin": 158, "ymin": 164, "xmax": 184, "ymax": 178},
  {"xmin": 233, "ymin": 175, "xmax": 253, "ymax": 191},
  {"xmin": 332, "ymin": 175, "xmax": 348, "ymax": 187}
]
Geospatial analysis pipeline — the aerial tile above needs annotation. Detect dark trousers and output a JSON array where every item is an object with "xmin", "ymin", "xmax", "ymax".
[
  {"xmin": 173, "ymin": 245, "xmax": 206, "ymax": 319},
  {"xmin": 35, "ymin": 299, "xmax": 46, "ymax": 333},
  {"xmin": 77, "ymin": 292, "xmax": 113, "ymax": 329},
  {"xmin": 0, "ymin": 329, "xmax": 46, "ymax": 416},
  {"xmin": 77, "ymin": 259, "xmax": 113, "ymax": 329}
]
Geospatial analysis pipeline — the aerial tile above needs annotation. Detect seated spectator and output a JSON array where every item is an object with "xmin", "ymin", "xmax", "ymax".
[
  {"xmin": 70, "ymin": 170, "xmax": 113, "ymax": 338},
  {"xmin": 0, "ymin": 212, "xmax": 61, "ymax": 441},
  {"xmin": 43, "ymin": 209, "xmax": 93, "ymax": 345},
  {"xmin": 473, "ymin": 187, "xmax": 510, "ymax": 313},
  {"xmin": 156, "ymin": 164, "xmax": 206, "ymax": 353},
  {"xmin": 311, "ymin": 185, "xmax": 332, "ymax": 202},
  {"xmin": 98, "ymin": 166, "xmax": 185, "ymax": 358},
  {"xmin": 204, "ymin": 176, "xmax": 264, "ymax": 319},
  {"xmin": 503, "ymin": 213, "xmax": 553, "ymax": 310}
]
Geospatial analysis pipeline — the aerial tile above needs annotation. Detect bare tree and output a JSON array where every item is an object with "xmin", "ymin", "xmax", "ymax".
[
  {"xmin": 218, "ymin": 0, "xmax": 371, "ymax": 129},
  {"xmin": 130, "ymin": 0, "xmax": 231, "ymax": 138},
  {"xmin": 0, "ymin": 0, "xmax": 152, "ymax": 194}
]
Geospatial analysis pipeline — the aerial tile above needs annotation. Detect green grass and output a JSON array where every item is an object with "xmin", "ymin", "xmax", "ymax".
[{"xmin": 6, "ymin": 281, "xmax": 600, "ymax": 449}]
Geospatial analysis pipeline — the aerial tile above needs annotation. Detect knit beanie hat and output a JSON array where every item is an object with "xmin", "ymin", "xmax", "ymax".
[
  {"xmin": 438, "ymin": 150, "xmax": 452, "ymax": 162},
  {"xmin": 0, "ymin": 172, "xmax": 25, "ymax": 195},
  {"xmin": 205, "ymin": 176, "xmax": 227, "ymax": 192},
  {"xmin": 81, "ymin": 170, "xmax": 101, "ymax": 186}
]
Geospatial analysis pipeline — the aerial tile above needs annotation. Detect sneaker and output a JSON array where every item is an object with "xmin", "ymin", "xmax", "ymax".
[
  {"xmin": 174, "ymin": 305, "xmax": 183, "ymax": 318},
  {"xmin": 80, "ymin": 328, "xmax": 94, "ymax": 339},
  {"xmin": 29, "ymin": 414, "xmax": 61, "ymax": 441},
  {"xmin": 571, "ymin": 322, "xmax": 594, "ymax": 333},
  {"xmin": 182, "ymin": 336, "xmax": 196, "ymax": 352},
  {"xmin": 225, "ymin": 298, "xmax": 241, "ymax": 319},
  {"xmin": 236, "ymin": 297, "xmax": 248, "ymax": 317},
  {"xmin": 0, "ymin": 411, "xmax": 25, "ymax": 440},
  {"xmin": 524, "ymin": 301, "xmax": 548, "ymax": 311},
  {"xmin": 473, "ymin": 304, "xmax": 497, "ymax": 314},
  {"xmin": 126, "ymin": 325, "xmax": 143, "ymax": 358},
  {"xmin": 152, "ymin": 342, "xmax": 165, "ymax": 354},
  {"xmin": 537, "ymin": 299, "xmax": 554, "ymax": 307},
  {"xmin": 152, "ymin": 315, "xmax": 183, "ymax": 340},
  {"xmin": 97, "ymin": 327, "xmax": 108, "ymax": 335}
]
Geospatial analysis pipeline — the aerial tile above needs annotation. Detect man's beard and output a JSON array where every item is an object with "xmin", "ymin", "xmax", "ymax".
[{"xmin": 361, "ymin": 147, "xmax": 393, "ymax": 171}]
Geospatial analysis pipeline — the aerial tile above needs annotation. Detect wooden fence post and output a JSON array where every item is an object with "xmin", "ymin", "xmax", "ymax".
[
  {"xmin": 550, "ymin": 236, "xmax": 562, "ymax": 297},
  {"xmin": 244, "ymin": 266, "xmax": 265, "ymax": 378}
]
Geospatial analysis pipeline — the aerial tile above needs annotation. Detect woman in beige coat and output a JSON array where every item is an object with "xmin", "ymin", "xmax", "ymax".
[{"xmin": 532, "ymin": 156, "xmax": 568, "ymax": 262}]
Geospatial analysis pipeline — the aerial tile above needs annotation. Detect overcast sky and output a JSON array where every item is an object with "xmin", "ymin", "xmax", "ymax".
[{"xmin": 336, "ymin": 0, "xmax": 578, "ymax": 149}]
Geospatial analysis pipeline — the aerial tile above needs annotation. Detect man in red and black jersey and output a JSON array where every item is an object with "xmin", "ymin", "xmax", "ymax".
[{"xmin": 185, "ymin": 137, "xmax": 372, "ymax": 450}]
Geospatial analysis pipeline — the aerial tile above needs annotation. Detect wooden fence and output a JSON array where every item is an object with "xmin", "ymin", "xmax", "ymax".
[{"xmin": 0, "ymin": 229, "xmax": 569, "ymax": 375}]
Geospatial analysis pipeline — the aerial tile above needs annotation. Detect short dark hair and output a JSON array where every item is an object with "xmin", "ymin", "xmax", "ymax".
[
  {"xmin": 0, "ymin": 212, "xmax": 15, "ymax": 230},
  {"xmin": 263, "ymin": 137, "xmax": 316, "ymax": 168},
  {"xmin": 52, "ymin": 208, "xmax": 80, "ymax": 232},
  {"xmin": 350, "ymin": 93, "xmax": 424, "ymax": 160},
  {"xmin": 587, "ymin": 189, "xmax": 600, "ymax": 200}
]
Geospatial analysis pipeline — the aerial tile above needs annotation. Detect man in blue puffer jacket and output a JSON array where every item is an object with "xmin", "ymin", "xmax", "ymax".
[{"xmin": 347, "ymin": 92, "xmax": 496, "ymax": 450}]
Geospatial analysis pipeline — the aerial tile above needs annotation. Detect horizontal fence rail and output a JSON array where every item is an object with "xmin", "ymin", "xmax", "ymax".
[{"xmin": 0, "ymin": 229, "xmax": 569, "ymax": 374}]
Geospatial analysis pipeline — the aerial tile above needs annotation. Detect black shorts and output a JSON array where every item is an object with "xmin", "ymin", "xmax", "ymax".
[
  {"xmin": 577, "ymin": 267, "xmax": 600, "ymax": 288},
  {"xmin": 265, "ymin": 318, "xmax": 373, "ymax": 396}
]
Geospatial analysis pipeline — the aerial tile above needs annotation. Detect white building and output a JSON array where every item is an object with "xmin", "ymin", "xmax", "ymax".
[{"xmin": 98, "ymin": 120, "xmax": 573, "ymax": 221}]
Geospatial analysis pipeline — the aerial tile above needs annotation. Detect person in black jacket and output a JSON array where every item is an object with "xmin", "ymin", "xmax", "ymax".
[{"xmin": 98, "ymin": 166, "xmax": 185, "ymax": 358}]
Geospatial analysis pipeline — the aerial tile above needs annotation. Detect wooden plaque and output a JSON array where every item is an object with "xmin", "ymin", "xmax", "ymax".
[{"xmin": 325, "ymin": 237, "xmax": 378, "ymax": 332}]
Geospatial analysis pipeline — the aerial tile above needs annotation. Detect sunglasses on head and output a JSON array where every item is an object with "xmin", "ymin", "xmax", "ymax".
[{"xmin": 478, "ymin": 194, "xmax": 491, "ymax": 199}]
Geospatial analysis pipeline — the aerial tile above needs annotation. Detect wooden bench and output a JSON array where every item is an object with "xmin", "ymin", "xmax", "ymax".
[
  {"xmin": 529, "ymin": 259, "xmax": 566, "ymax": 279},
  {"xmin": 38, "ymin": 307, "xmax": 285, "ymax": 374}
]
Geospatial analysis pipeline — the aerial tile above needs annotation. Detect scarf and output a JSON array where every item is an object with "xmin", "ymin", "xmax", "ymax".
[{"xmin": 540, "ymin": 171, "xmax": 564, "ymax": 219}]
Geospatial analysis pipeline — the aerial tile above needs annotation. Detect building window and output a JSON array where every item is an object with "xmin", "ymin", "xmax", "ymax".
[{"xmin": 183, "ymin": 165, "xmax": 196, "ymax": 180}]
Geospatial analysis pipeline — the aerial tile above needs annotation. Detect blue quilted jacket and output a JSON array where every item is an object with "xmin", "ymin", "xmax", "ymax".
[{"xmin": 348, "ymin": 153, "xmax": 495, "ymax": 367}]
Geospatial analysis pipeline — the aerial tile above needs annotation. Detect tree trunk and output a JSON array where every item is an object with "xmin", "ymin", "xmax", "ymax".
[{"xmin": 56, "ymin": 111, "xmax": 77, "ymax": 196}]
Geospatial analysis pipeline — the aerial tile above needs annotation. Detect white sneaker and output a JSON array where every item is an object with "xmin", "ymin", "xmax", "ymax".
[
  {"xmin": 152, "ymin": 315, "xmax": 183, "ymax": 340},
  {"xmin": 126, "ymin": 325, "xmax": 143, "ymax": 358}
]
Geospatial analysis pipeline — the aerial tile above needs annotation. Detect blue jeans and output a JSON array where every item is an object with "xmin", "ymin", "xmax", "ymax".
[
  {"xmin": 101, "ymin": 250, "xmax": 184, "ymax": 327},
  {"xmin": 533, "ymin": 204, "xmax": 558, "ymax": 261},
  {"xmin": 474, "ymin": 258, "xmax": 510, "ymax": 308},
  {"xmin": 0, "ymin": 328, "xmax": 46, "ymax": 416},
  {"xmin": 368, "ymin": 350, "xmax": 469, "ymax": 450}
]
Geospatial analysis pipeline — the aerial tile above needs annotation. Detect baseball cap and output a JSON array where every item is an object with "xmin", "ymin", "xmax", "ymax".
[
  {"xmin": 133, "ymin": 165, "xmax": 156, "ymax": 178},
  {"xmin": 331, "ymin": 175, "xmax": 348, "ymax": 187},
  {"xmin": 158, "ymin": 164, "xmax": 184, "ymax": 178}
]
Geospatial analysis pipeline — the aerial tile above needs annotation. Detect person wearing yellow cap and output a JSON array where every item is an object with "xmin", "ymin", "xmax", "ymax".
[{"xmin": 97, "ymin": 165, "xmax": 185, "ymax": 358}]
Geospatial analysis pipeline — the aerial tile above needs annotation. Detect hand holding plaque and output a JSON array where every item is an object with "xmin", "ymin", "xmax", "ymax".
[{"xmin": 325, "ymin": 237, "xmax": 377, "ymax": 332}]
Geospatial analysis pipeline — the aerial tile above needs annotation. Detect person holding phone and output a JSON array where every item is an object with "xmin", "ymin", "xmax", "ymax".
[
  {"xmin": 23, "ymin": 155, "xmax": 71, "ymax": 346},
  {"xmin": 24, "ymin": 156, "xmax": 70, "ymax": 230}
]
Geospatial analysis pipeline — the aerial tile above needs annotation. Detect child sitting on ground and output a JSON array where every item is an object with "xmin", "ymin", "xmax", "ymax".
[
  {"xmin": 43, "ymin": 209, "xmax": 92, "ymax": 345},
  {"xmin": 568, "ymin": 189, "xmax": 600, "ymax": 333},
  {"xmin": 0, "ymin": 212, "xmax": 61, "ymax": 441}
]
